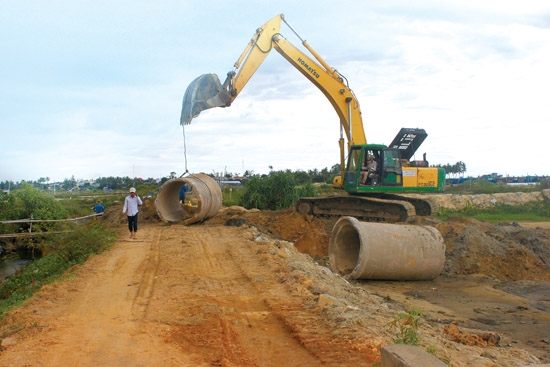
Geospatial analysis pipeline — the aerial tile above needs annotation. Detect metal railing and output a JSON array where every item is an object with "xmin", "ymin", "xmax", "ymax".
[{"xmin": 0, "ymin": 213, "xmax": 103, "ymax": 238}]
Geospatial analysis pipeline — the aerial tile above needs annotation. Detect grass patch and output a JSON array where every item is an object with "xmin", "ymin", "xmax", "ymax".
[
  {"xmin": 222, "ymin": 186, "xmax": 245, "ymax": 207},
  {"xmin": 444, "ymin": 180, "xmax": 543, "ymax": 195},
  {"xmin": 437, "ymin": 200, "xmax": 550, "ymax": 223},
  {"xmin": 0, "ymin": 223, "xmax": 116, "ymax": 318},
  {"xmin": 54, "ymin": 191, "xmax": 126, "ymax": 217}
]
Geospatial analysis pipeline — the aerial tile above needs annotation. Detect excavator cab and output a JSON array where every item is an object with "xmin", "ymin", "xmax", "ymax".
[
  {"xmin": 345, "ymin": 128, "xmax": 442, "ymax": 193},
  {"xmin": 180, "ymin": 73, "xmax": 232, "ymax": 125},
  {"xmin": 345, "ymin": 141, "xmax": 445, "ymax": 194},
  {"xmin": 344, "ymin": 145, "xmax": 405, "ymax": 193}
]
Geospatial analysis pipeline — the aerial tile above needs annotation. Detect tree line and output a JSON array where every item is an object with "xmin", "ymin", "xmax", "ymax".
[
  {"xmin": 0, "ymin": 176, "xmax": 161, "ymax": 192},
  {"xmin": 433, "ymin": 161, "xmax": 467, "ymax": 178},
  {"xmin": 1, "ymin": 161, "xmax": 472, "ymax": 193},
  {"xmin": 0, "ymin": 165, "xmax": 343, "ymax": 193}
]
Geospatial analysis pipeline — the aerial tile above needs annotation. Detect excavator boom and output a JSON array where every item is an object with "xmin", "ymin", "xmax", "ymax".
[{"xmin": 180, "ymin": 14, "xmax": 365, "ymax": 147}]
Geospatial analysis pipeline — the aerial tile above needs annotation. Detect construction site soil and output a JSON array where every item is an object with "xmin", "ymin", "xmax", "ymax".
[{"xmin": 1, "ymin": 194, "xmax": 549, "ymax": 366}]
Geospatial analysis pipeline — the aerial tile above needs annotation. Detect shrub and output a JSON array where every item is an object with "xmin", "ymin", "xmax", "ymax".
[
  {"xmin": 0, "ymin": 223, "xmax": 115, "ymax": 317},
  {"xmin": 0, "ymin": 183, "xmax": 68, "ymax": 234},
  {"xmin": 240, "ymin": 171, "xmax": 317, "ymax": 210},
  {"xmin": 386, "ymin": 309, "xmax": 423, "ymax": 345}
]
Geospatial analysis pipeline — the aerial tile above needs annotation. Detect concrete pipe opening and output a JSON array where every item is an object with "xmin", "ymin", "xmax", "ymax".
[
  {"xmin": 155, "ymin": 174, "xmax": 222, "ymax": 225},
  {"xmin": 329, "ymin": 217, "xmax": 445, "ymax": 281}
]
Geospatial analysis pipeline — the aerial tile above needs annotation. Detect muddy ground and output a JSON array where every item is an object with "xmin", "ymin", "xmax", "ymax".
[{"xmin": 0, "ymin": 196, "xmax": 549, "ymax": 366}]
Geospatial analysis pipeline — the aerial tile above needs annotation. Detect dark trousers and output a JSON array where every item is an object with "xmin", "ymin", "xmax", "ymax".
[{"xmin": 127, "ymin": 213, "xmax": 139, "ymax": 232}]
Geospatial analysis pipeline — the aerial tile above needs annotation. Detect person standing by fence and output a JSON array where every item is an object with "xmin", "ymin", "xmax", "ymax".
[{"xmin": 122, "ymin": 187, "xmax": 143, "ymax": 239}]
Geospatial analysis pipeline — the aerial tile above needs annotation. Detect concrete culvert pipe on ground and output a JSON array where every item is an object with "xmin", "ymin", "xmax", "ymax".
[
  {"xmin": 329, "ymin": 217, "xmax": 445, "ymax": 280},
  {"xmin": 155, "ymin": 174, "xmax": 222, "ymax": 225}
]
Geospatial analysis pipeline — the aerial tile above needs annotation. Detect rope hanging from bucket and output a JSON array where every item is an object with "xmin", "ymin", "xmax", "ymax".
[{"xmin": 180, "ymin": 125, "xmax": 189, "ymax": 178}]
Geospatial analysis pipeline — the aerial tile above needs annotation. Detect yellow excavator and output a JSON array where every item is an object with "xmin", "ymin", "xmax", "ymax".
[{"xmin": 181, "ymin": 14, "xmax": 445, "ymax": 222}]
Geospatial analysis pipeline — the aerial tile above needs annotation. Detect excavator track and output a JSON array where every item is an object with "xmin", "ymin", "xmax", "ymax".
[
  {"xmin": 367, "ymin": 193, "xmax": 439, "ymax": 217},
  {"xmin": 295, "ymin": 196, "xmax": 417, "ymax": 223}
]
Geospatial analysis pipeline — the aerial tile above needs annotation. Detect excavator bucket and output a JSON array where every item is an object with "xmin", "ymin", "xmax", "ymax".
[{"xmin": 180, "ymin": 73, "xmax": 232, "ymax": 125}]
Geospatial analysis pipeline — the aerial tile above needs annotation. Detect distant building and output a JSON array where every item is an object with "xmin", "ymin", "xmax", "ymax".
[{"xmin": 219, "ymin": 180, "xmax": 242, "ymax": 188}]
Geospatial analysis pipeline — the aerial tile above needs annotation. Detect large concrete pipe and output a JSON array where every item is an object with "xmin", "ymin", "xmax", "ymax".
[
  {"xmin": 329, "ymin": 217, "xmax": 445, "ymax": 280},
  {"xmin": 155, "ymin": 174, "xmax": 222, "ymax": 225}
]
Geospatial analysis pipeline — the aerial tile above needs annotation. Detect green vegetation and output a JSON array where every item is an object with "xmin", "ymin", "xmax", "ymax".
[
  {"xmin": 386, "ymin": 309, "xmax": 452, "ymax": 364},
  {"xmin": 386, "ymin": 309, "xmax": 423, "ymax": 345},
  {"xmin": 0, "ymin": 223, "xmax": 115, "ymax": 318},
  {"xmin": 426, "ymin": 345, "xmax": 451, "ymax": 365},
  {"xmin": 437, "ymin": 200, "xmax": 550, "ymax": 223},
  {"xmin": 444, "ymin": 179, "xmax": 545, "ymax": 195},
  {"xmin": 221, "ymin": 185, "xmax": 245, "ymax": 207},
  {"xmin": 222, "ymin": 178, "xmax": 340, "ymax": 208},
  {"xmin": 0, "ymin": 184, "xmax": 117, "ymax": 319},
  {"xmin": 437, "ymin": 178, "xmax": 550, "ymax": 223},
  {"xmin": 386, "ymin": 309, "xmax": 450, "ymax": 365},
  {"xmin": 0, "ymin": 183, "xmax": 121, "ymax": 236},
  {"xmin": 434, "ymin": 161, "xmax": 466, "ymax": 177},
  {"xmin": 0, "ymin": 183, "xmax": 69, "ymax": 235},
  {"xmin": 239, "ymin": 171, "xmax": 317, "ymax": 210},
  {"xmin": 0, "ymin": 166, "xmax": 341, "ymax": 194}
]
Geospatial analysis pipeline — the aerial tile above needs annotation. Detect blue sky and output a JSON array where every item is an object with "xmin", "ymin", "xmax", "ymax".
[{"xmin": 1, "ymin": 1, "xmax": 549, "ymax": 182}]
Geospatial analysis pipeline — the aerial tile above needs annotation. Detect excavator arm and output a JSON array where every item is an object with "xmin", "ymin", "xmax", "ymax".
[
  {"xmin": 271, "ymin": 34, "xmax": 366, "ymax": 145},
  {"xmin": 180, "ymin": 14, "xmax": 366, "ymax": 184}
]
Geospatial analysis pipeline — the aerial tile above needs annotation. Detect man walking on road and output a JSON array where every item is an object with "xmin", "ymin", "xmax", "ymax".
[{"xmin": 122, "ymin": 187, "xmax": 143, "ymax": 239}]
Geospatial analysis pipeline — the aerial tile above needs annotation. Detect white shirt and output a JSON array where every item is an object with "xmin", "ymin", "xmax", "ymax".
[
  {"xmin": 123, "ymin": 194, "xmax": 143, "ymax": 216},
  {"xmin": 368, "ymin": 160, "xmax": 377, "ymax": 172}
]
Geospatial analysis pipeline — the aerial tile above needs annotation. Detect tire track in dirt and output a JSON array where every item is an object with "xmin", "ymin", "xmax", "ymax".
[
  {"xmin": 131, "ymin": 228, "xmax": 161, "ymax": 320},
  {"xmin": 0, "ymin": 226, "xmax": 188, "ymax": 367},
  {"xmin": 150, "ymin": 224, "xmax": 323, "ymax": 366},
  {"xmin": 224, "ymin": 228, "xmax": 381, "ymax": 365},
  {"xmin": 39, "ymin": 245, "xmax": 142, "ymax": 365}
]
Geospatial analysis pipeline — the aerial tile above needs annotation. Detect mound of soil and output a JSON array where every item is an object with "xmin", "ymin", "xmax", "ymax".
[
  {"xmin": 435, "ymin": 217, "xmax": 550, "ymax": 281},
  {"xmin": 209, "ymin": 206, "xmax": 336, "ymax": 263},
  {"xmin": 202, "ymin": 205, "xmax": 550, "ymax": 363},
  {"xmin": 207, "ymin": 206, "xmax": 550, "ymax": 283}
]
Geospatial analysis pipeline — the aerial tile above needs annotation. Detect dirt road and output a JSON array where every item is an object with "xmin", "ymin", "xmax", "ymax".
[
  {"xmin": 1, "ymin": 203, "xmax": 549, "ymax": 366},
  {"xmin": 0, "ymin": 224, "xmax": 382, "ymax": 366}
]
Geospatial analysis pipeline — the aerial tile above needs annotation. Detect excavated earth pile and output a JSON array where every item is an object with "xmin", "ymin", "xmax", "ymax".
[{"xmin": 208, "ymin": 204, "xmax": 550, "ymax": 364}]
